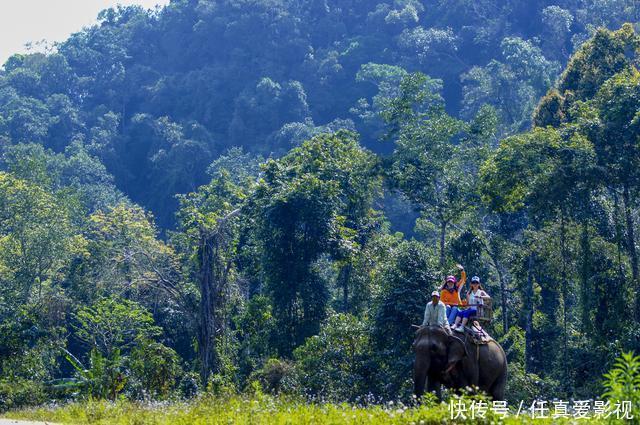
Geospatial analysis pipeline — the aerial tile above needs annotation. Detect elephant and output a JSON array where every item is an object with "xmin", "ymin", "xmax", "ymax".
[{"xmin": 413, "ymin": 325, "xmax": 507, "ymax": 401}]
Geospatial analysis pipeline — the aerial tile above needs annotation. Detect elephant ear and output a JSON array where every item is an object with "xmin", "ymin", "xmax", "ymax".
[{"xmin": 447, "ymin": 335, "xmax": 467, "ymax": 368}]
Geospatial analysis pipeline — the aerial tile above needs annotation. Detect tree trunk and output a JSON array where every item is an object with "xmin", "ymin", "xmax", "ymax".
[
  {"xmin": 485, "ymin": 240, "xmax": 509, "ymax": 333},
  {"xmin": 580, "ymin": 218, "xmax": 592, "ymax": 333},
  {"xmin": 559, "ymin": 211, "xmax": 571, "ymax": 395},
  {"xmin": 622, "ymin": 184, "xmax": 639, "ymax": 320},
  {"xmin": 478, "ymin": 229, "xmax": 509, "ymax": 333},
  {"xmin": 341, "ymin": 264, "xmax": 352, "ymax": 313},
  {"xmin": 525, "ymin": 252, "xmax": 535, "ymax": 373},
  {"xmin": 123, "ymin": 251, "xmax": 133, "ymax": 299},
  {"xmin": 197, "ymin": 209, "xmax": 239, "ymax": 382},
  {"xmin": 439, "ymin": 219, "xmax": 448, "ymax": 269},
  {"xmin": 497, "ymin": 259, "xmax": 508, "ymax": 334},
  {"xmin": 612, "ymin": 189, "xmax": 626, "ymax": 281},
  {"xmin": 198, "ymin": 234, "xmax": 218, "ymax": 384}
]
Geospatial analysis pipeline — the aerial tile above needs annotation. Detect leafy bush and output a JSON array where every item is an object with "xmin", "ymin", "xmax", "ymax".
[
  {"xmin": 0, "ymin": 379, "xmax": 47, "ymax": 412},
  {"xmin": 505, "ymin": 363, "xmax": 559, "ymax": 405},
  {"xmin": 73, "ymin": 297, "xmax": 162, "ymax": 357},
  {"xmin": 293, "ymin": 313, "xmax": 372, "ymax": 401},
  {"xmin": 63, "ymin": 348, "xmax": 127, "ymax": 400},
  {"xmin": 602, "ymin": 351, "xmax": 640, "ymax": 423},
  {"xmin": 235, "ymin": 295, "xmax": 277, "ymax": 383},
  {"xmin": 127, "ymin": 339, "xmax": 183, "ymax": 399},
  {"xmin": 499, "ymin": 326, "xmax": 559, "ymax": 404},
  {"xmin": 250, "ymin": 358, "xmax": 299, "ymax": 395},
  {"xmin": 178, "ymin": 372, "xmax": 200, "ymax": 398},
  {"xmin": 63, "ymin": 297, "xmax": 180, "ymax": 400}
]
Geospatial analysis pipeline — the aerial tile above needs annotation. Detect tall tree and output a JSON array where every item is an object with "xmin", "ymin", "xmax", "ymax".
[
  {"xmin": 177, "ymin": 172, "xmax": 246, "ymax": 382},
  {"xmin": 253, "ymin": 131, "xmax": 380, "ymax": 355}
]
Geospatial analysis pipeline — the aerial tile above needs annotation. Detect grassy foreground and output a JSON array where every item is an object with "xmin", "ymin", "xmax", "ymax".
[{"xmin": 2, "ymin": 395, "xmax": 625, "ymax": 424}]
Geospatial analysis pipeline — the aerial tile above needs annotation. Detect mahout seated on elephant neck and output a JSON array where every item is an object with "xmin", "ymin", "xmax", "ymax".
[
  {"xmin": 413, "ymin": 325, "xmax": 451, "ymax": 351},
  {"xmin": 414, "ymin": 324, "xmax": 450, "ymax": 339}
]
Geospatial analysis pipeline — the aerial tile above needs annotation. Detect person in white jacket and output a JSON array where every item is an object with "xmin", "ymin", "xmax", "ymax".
[
  {"xmin": 452, "ymin": 275, "xmax": 490, "ymax": 332},
  {"xmin": 421, "ymin": 290, "xmax": 450, "ymax": 332}
]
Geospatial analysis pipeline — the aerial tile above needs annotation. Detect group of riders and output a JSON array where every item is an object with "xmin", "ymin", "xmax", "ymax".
[{"xmin": 421, "ymin": 264, "xmax": 490, "ymax": 334}]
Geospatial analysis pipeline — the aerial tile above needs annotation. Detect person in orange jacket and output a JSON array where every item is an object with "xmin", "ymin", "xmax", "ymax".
[{"xmin": 440, "ymin": 264, "xmax": 466, "ymax": 324}]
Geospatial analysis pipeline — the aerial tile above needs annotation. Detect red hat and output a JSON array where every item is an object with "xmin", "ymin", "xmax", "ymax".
[{"xmin": 445, "ymin": 275, "xmax": 456, "ymax": 283}]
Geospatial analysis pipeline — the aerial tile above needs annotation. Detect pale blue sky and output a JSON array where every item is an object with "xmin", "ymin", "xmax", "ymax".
[{"xmin": 0, "ymin": 0, "xmax": 170, "ymax": 64}]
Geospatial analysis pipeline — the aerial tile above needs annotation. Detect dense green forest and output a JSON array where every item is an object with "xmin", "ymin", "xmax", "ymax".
[{"xmin": 1, "ymin": 0, "xmax": 640, "ymax": 415}]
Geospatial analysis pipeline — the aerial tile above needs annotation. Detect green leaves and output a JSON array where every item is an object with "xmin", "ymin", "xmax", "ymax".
[
  {"xmin": 62, "ymin": 296, "xmax": 180, "ymax": 399},
  {"xmin": 0, "ymin": 172, "xmax": 80, "ymax": 301},
  {"xmin": 462, "ymin": 37, "xmax": 559, "ymax": 134},
  {"xmin": 591, "ymin": 66, "xmax": 640, "ymax": 185},
  {"xmin": 379, "ymin": 73, "xmax": 445, "ymax": 138},
  {"xmin": 382, "ymin": 72, "xmax": 489, "ymax": 266},
  {"xmin": 389, "ymin": 110, "xmax": 467, "ymax": 210},
  {"xmin": 74, "ymin": 297, "xmax": 161, "ymax": 357},
  {"xmin": 293, "ymin": 313, "xmax": 371, "ymax": 401},
  {"xmin": 559, "ymin": 24, "xmax": 639, "ymax": 102},
  {"xmin": 602, "ymin": 351, "xmax": 640, "ymax": 421},
  {"xmin": 479, "ymin": 127, "xmax": 595, "ymax": 218},
  {"xmin": 253, "ymin": 131, "xmax": 381, "ymax": 355},
  {"xmin": 178, "ymin": 169, "xmax": 247, "ymax": 236}
]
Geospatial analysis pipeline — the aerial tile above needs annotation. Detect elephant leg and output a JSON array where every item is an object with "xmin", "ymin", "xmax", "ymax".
[
  {"xmin": 427, "ymin": 377, "xmax": 442, "ymax": 400},
  {"xmin": 489, "ymin": 366, "xmax": 507, "ymax": 401},
  {"xmin": 413, "ymin": 358, "xmax": 428, "ymax": 399},
  {"xmin": 462, "ymin": 355, "xmax": 479, "ymax": 390}
]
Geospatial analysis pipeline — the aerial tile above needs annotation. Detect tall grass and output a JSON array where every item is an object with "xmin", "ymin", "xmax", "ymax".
[
  {"xmin": 4, "ymin": 394, "xmax": 623, "ymax": 424},
  {"xmin": 6, "ymin": 351, "xmax": 640, "ymax": 425}
]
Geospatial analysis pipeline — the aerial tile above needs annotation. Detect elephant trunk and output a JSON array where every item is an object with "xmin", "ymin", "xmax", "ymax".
[{"xmin": 413, "ymin": 353, "xmax": 430, "ymax": 398}]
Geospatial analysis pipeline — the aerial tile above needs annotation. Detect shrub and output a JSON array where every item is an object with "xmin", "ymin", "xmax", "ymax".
[
  {"xmin": 505, "ymin": 363, "xmax": 559, "ymax": 405},
  {"xmin": 293, "ymin": 313, "xmax": 371, "ymax": 401},
  {"xmin": 63, "ymin": 297, "xmax": 180, "ymax": 400},
  {"xmin": 602, "ymin": 351, "xmax": 640, "ymax": 423},
  {"xmin": 127, "ymin": 339, "xmax": 183, "ymax": 399},
  {"xmin": 0, "ymin": 379, "xmax": 47, "ymax": 412},
  {"xmin": 250, "ymin": 358, "xmax": 298, "ymax": 395}
]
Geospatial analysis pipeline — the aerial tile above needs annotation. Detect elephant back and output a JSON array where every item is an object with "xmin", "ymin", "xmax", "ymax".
[{"xmin": 459, "ymin": 325, "xmax": 493, "ymax": 345}]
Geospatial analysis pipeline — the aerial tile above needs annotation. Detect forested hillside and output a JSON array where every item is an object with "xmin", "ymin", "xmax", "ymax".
[
  {"xmin": 1, "ymin": 0, "xmax": 640, "ymax": 415},
  {"xmin": 1, "ymin": 0, "xmax": 636, "ymax": 227}
]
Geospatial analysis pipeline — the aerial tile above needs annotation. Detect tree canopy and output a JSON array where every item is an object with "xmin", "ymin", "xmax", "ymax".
[{"xmin": 0, "ymin": 1, "xmax": 640, "ymax": 413}]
